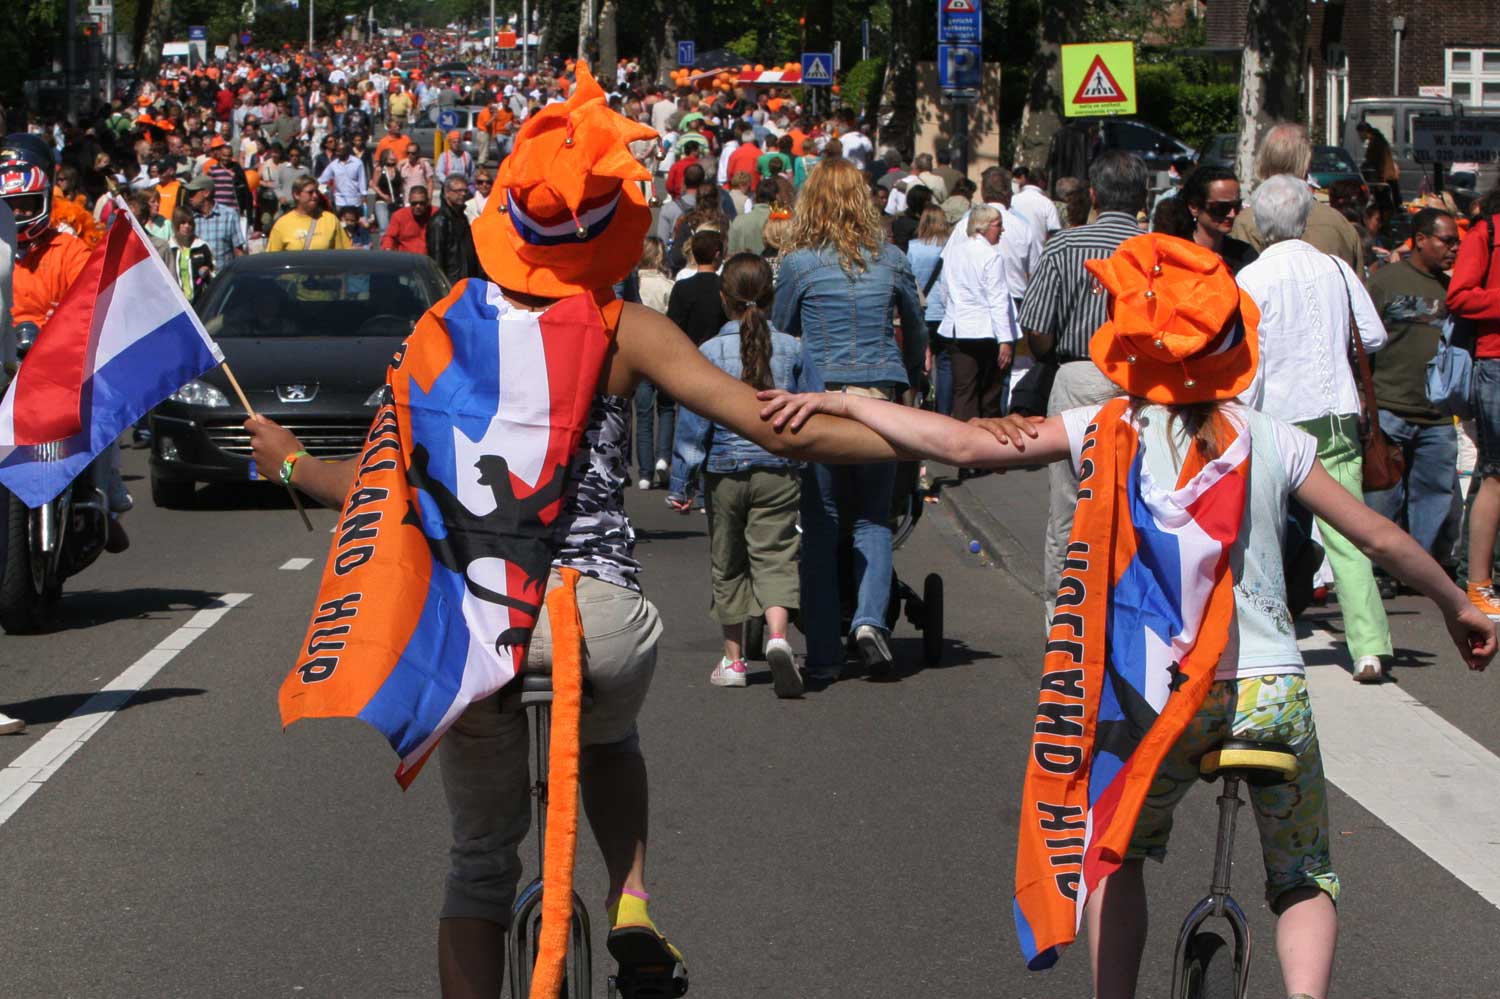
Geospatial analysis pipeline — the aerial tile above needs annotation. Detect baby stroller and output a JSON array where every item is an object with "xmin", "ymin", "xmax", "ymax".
[{"xmin": 742, "ymin": 457, "xmax": 945, "ymax": 670}]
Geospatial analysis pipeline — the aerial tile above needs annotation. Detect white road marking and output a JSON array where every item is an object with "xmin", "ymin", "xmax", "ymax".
[
  {"xmin": 0, "ymin": 593, "xmax": 252, "ymax": 829},
  {"xmin": 280, "ymin": 558, "xmax": 313, "ymax": 571},
  {"xmin": 1300, "ymin": 621, "xmax": 1500, "ymax": 907}
]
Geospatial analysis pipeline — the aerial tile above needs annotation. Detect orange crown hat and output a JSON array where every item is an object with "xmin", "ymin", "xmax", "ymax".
[
  {"xmin": 474, "ymin": 63, "xmax": 659, "ymax": 298},
  {"xmin": 1085, "ymin": 233, "xmax": 1261, "ymax": 406}
]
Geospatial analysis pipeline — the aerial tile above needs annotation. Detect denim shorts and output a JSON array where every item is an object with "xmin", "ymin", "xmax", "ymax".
[{"xmin": 1472, "ymin": 358, "xmax": 1500, "ymax": 478}]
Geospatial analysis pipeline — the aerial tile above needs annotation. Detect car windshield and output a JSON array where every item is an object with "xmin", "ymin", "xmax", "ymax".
[
  {"xmin": 200, "ymin": 264, "xmax": 444, "ymax": 339},
  {"xmin": 1312, "ymin": 148, "xmax": 1356, "ymax": 173}
]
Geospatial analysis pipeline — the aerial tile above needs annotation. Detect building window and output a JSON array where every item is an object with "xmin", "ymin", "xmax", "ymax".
[{"xmin": 1447, "ymin": 48, "xmax": 1500, "ymax": 107}]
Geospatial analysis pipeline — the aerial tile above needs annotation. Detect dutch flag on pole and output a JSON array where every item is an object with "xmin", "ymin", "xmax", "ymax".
[{"xmin": 0, "ymin": 204, "xmax": 223, "ymax": 508}]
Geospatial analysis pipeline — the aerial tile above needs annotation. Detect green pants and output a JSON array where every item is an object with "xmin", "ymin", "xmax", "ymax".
[
  {"xmin": 1295, "ymin": 414, "xmax": 1392, "ymax": 659},
  {"xmin": 705, "ymin": 468, "xmax": 801, "ymax": 625}
]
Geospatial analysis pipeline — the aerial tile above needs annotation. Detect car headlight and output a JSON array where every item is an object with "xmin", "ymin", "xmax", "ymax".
[
  {"xmin": 169, "ymin": 379, "xmax": 231, "ymax": 408},
  {"xmin": 364, "ymin": 386, "xmax": 390, "ymax": 407}
]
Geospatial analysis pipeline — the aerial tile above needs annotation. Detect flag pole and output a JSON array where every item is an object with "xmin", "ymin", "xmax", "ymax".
[{"xmin": 222, "ymin": 361, "xmax": 315, "ymax": 532}]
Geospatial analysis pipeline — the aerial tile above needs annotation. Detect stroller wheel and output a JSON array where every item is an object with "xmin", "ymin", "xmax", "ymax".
[
  {"xmin": 743, "ymin": 616, "xmax": 767, "ymax": 661},
  {"xmin": 921, "ymin": 574, "xmax": 944, "ymax": 667}
]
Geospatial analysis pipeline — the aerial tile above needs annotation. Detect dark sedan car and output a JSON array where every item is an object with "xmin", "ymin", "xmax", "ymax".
[{"xmin": 148, "ymin": 251, "xmax": 449, "ymax": 508}]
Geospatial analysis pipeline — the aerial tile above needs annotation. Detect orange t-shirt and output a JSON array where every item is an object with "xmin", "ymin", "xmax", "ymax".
[
  {"xmin": 157, "ymin": 178, "xmax": 182, "ymax": 222},
  {"xmin": 13, "ymin": 231, "xmax": 91, "ymax": 328},
  {"xmin": 789, "ymin": 128, "xmax": 808, "ymax": 157},
  {"xmin": 375, "ymin": 134, "xmax": 411, "ymax": 163}
]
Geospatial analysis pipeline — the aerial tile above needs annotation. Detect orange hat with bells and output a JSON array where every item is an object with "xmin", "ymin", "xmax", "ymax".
[
  {"xmin": 1085, "ymin": 234, "xmax": 1260, "ymax": 406},
  {"xmin": 473, "ymin": 63, "xmax": 658, "ymax": 298}
]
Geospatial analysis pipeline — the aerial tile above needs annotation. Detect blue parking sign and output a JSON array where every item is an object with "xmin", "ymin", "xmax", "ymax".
[
  {"xmin": 677, "ymin": 40, "xmax": 696, "ymax": 67},
  {"xmin": 411, "ymin": 32, "xmax": 425, "ymax": 49},
  {"xmin": 937, "ymin": 44, "xmax": 982, "ymax": 91},
  {"xmin": 800, "ymin": 52, "xmax": 835, "ymax": 87}
]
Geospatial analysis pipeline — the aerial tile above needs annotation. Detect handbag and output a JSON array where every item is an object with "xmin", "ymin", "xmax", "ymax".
[
  {"xmin": 1334, "ymin": 258, "xmax": 1405, "ymax": 491},
  {"xmin": 1424, "ymin": 315, "xmax": 1474, "ymax": 419}
]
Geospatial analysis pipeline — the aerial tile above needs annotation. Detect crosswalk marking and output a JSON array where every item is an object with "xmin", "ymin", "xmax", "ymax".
[
  {"xmin": 0, "ymin": 593, "xmax": 253, "ymax": 829},
  {"xmin": 280, "ymin": 557, "xmax": 313, "ymax": 571},
  {"xmin": 1300, "ymin": 622, "xmax": 1500, "ymax": 907}
]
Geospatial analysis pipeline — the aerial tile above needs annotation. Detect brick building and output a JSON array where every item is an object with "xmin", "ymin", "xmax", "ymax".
[{"xmin": 1207, "ymin": 0, "xmax": 1500, "ymax": 143}]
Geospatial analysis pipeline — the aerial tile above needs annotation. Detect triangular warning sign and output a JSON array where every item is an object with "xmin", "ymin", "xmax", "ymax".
[
  {"xmin": 1072, "ymin": 54, "xmax": 1126, "ymax": 104},
  {"xmin": 804, "ymin": 57, "xmax": 831, "ymax": 81},
  {"xmin": 944, "ymin": 0, "xmax": 976, "ymax": 11}
]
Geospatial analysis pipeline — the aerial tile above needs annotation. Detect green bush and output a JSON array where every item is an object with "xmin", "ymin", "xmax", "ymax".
[
  {"xmin": 1134, "ymin": 62, "xmax": 1238, "ymax": 148},
  {"xmin": 841, "ymin": 57, "xmax": 887, "ymax": 115}
]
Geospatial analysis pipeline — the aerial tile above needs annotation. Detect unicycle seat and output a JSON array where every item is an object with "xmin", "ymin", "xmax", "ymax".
[
  {"xmin": 1198, "ymin": 739, "xmax": 1299, "ymax": 787},
  {"xmin": 499, "ymin": 671, "xmax": 596, "ymax": 711}
]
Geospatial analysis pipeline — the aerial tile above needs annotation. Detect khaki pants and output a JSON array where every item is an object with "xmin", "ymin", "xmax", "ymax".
[
  {"xmin": 437, "ymin": 570, "xmax": 662, "ymax": 925},
  {"xmin": 706, "ymin": 468, "xmax": 801, "ymax": 624}
]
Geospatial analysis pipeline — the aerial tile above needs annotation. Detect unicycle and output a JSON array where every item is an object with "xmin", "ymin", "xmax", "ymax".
[
  {"xmin": 1171, "ymin": 739, "xmax": 1301, "ymax": 999},
  {"xmin": 503, "ymin": 673, "xmax": 594, "ymax": 999}
]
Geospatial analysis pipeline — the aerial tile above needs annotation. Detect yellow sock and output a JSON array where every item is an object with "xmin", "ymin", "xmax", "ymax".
[{"xmin": 608, "ymin": 889, "xmax": 654, "ymax": 930}]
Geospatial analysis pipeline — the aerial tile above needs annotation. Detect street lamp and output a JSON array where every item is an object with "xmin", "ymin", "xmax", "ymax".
[{"xmin": 1392, "ymin": 15, "xmax": 1406, "ymax": 95}]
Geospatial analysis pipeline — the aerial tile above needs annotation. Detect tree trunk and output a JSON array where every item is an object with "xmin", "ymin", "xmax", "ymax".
[
  {"xmin": 1234, "ymin": 0, "xmax": 1310, "ymax": 182},
  {"xmin": 138, "ymin": 0, "xmax": 170, "ymax": 79},
  {"xmin": 598, "ymin": 0, "xmax": 617, "ymax": 81},
  {"xmin": 577, "ymin": 0, "xmax": 592, "ymax": 64},
  {"xmin": 880, "ymin": 0, "xmax": 921, "ymax": 158},
  {"xmin": 656, "ymin": 14, "xmax": 676, "ymax": 86},
  {"xmin": 1017, "ymin": 0, "xmax": 1072, "ymax": 170}
]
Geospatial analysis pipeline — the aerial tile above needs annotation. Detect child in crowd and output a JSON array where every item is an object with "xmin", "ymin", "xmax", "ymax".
[
  {"xmin": 669, "ymin": 253, "xmax": 807, "ymax": 698},
  {"xmin": 758, "ymin": 233, "xmax": 1494, "ymax": 998}
]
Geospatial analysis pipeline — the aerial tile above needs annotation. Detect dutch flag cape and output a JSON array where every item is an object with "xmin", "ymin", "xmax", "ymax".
[{"xmin": 1013, "ymin": 396, "xmax": 1250, "ymax": 969}]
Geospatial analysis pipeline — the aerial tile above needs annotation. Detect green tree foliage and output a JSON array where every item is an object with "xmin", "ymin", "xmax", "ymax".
[{"xmin": 1136, "ymin": 63, "xmax": 1239, "ymax": 147}]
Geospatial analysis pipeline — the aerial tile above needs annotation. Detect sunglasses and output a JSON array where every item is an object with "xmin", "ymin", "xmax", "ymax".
[{"xmin": 1203, "ymin": 199, "xmax": 1243, "ymax": 220}]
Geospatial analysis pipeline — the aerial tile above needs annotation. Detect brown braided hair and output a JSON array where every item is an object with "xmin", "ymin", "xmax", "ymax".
[{"xmin": 719, "ymin": 253, "xmax": 777, "ymax": 391}]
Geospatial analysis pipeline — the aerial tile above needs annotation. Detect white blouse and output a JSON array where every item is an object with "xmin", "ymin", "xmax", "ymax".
[{"xmin": 1236, "ymin": 239, "xmax": 1386, "ymax": 425}]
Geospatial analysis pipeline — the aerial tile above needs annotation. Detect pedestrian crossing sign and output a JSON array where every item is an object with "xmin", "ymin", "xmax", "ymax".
[
  {"xmin": 1061, "ymin": 42, "xmax": 1136, "ymax": 117},
  {"xmin": 801, "ymin": 52, "xmax": 835, "ymax": 87}
]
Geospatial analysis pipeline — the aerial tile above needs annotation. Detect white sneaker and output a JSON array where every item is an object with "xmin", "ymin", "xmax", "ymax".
[
  {"xmin": 654, "ymin": 458, "xmax": 668, "ymax": 487},
  {"xmin": 764, "ymin": 637, "xmax": 804, "ymax": 698},
  {"xmin": 637, "ymin": 478, "xmax": 652, "ymax": 491},
  {"xmin": 709, "ymin": 657, "xmax": 748, "ymax": 687},
  {"xmin": 1352, "ymin": 655, "xmax": 1384, "ymax": 684},
  {"xmin": 0, "ymin": 711, "xmax": 26, "ymax": 735},
  {"xmin": 854, "ymin": 624, "xmax": 895, "ymax": 679}
]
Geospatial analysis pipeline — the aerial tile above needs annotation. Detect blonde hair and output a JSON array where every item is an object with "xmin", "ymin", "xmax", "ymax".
[
  {"xmin": 1255, "ymin": 123, "xmax": 1313, "ymax": 181},
  {"xmin": 639, "ymin": 236, "xmax": 669, "ymax": 275},
  {"xmin": 966, "ymin": 204, "xmax": 1001, "ymax": 237},
  {"xmin": 783, "ymin": 158, "xmax": 884, "ymax": 272}
]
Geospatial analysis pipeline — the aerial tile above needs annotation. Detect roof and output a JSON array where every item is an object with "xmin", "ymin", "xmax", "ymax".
[{"xmin": 222, "ymin": 250, "xmax": 442, "ymax": 275}]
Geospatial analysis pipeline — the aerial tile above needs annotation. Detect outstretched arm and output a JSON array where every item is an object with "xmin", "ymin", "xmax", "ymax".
[
  {"xmin": 1295, "ymin": 462, "xmax": 1494, "ymax": 671},
  {"xmin": 757, "ymin": 390, "xmax": 1071, "ymax": 470}
]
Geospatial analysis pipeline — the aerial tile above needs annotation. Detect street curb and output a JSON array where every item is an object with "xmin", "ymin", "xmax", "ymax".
[{"xmin": 939, "ymin": 482, "xmax": 1048, "ymax": 600}]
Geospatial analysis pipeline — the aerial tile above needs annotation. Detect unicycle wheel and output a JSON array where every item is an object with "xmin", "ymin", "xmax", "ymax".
[{"xmin": 1182, "ymin": 931, "xmax": 1237, "ymax": 999}]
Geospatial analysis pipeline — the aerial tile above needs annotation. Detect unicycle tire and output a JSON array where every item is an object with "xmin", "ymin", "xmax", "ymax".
[
  {"xmin": 921, "ymin": 573, "xmax": 943, "ymax": 666},
  {"xmin": 1182, "ymin": 931, "xmax": 1237, "ymax": 999},
  {"xmin": 743, "ymin": 615, "xmax": 766, "ymax": 661}
]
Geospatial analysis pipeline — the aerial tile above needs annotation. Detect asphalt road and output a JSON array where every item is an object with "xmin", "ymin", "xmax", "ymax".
[{"xmin": 2, "ymin": 445, "xmax": 1498, "ymax": 998}]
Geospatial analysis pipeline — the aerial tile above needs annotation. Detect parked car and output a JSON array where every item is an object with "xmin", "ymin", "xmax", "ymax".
[
  {"xmin": 148, "ymin": 251, "xmax": 449, "ymax": 508},
  {"xmin": 407, "ymin": 104, "xmax": 486, "ymax": 160},
  {"xmin": 1199, "ymin": 133, "xmax": 1239, "ymax": 172},
  {"xmin": 1093, "ymin": 118, "xmax": 1196, "ymax": 173},
  {"xmin": 1309, "ymin": 145, "xmax": 1363, "ymax": 189}
]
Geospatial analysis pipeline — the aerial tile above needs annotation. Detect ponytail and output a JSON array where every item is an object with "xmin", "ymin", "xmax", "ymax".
[{"xmin": 719, "ymin": 253, "xmax": 777, "ymax": 391}]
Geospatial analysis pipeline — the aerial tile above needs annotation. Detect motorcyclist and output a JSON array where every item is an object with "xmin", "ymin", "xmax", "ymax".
[{"xmin": 0, "ymin": 133, "xmax": 130, "ymax": 552}]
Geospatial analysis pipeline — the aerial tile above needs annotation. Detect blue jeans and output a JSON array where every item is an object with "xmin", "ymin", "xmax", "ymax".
[
  {"xmin": 633, "ymin": 381, "xmax": 675, "ymax": 479},
  {"xmin": 1365, "ymin": 410, "xmax": 1458, "ymax": 557},
  {"xmin": 930, "ymin": 326, "xmax": 954, "ymax": 417},
  {"xmin": 799, "ymin": 459, "xmax": 896, "ymax": 670}
]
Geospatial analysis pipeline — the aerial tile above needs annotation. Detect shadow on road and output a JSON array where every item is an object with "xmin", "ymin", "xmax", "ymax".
[
  {"xmin": 167, "ymin": 482, "xmax": 336, "ymax": 513},
  {"xmin": 636, "ymin": 528, "xmax": 706, "ymax": 543},
  {"xmin": 48, "ymin": 587, "xmax": 226, "ymax": 630},
  {"xmin": 0, "ymin": 686, "xmax": 206, "ymax": 724}
]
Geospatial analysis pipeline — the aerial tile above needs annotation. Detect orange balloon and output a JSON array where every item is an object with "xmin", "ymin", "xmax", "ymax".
[
  {"xmin": 832, "ymin": 84, "xmax": 841, "ymax": 94},
  {"xmin": 755, "ymin": 64, "xmax": 765, "ymax": 72},
  {"xmin": 741, "ymin": 64, "xmax": 753, "ymax": 73}
]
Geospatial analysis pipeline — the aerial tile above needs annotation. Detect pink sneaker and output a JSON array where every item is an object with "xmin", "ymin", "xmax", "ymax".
[{"xmin": 709, "ymin": 657, "xmax": 748, "ymax": 687}]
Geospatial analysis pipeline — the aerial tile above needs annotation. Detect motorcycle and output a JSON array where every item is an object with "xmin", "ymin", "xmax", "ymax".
[{"xmin": 0, "ymin": 323, "xmax": 112, "ymax": 634}]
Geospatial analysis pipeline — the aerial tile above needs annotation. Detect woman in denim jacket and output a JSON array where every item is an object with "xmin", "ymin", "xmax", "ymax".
[
  {"xmin": 770, "ymin": 158, "xmax": 927, "ymax": 682},
  {"xmin": 670, "ymin": 254, "xmax": 808, "ymax": 697}
]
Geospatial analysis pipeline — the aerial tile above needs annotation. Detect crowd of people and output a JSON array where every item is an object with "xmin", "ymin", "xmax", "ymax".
[{"xmin": 5, "ymin": 37, "xmax": 1500, "ymax": 999}]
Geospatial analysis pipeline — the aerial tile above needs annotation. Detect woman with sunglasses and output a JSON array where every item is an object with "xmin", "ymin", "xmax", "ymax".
[{"xmin": 1183, "ymin": 165, "xmax": 1258, "ymax": 275}]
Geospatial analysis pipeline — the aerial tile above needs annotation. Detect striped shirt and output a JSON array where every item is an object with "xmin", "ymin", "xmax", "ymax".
[
  {"xmin": 1017, "ymin": 211, "xmax": 1141, "ymax": 362},
  {"xmin": 208, "ymin": 164, "xmax": 238, "ymax": 210}
]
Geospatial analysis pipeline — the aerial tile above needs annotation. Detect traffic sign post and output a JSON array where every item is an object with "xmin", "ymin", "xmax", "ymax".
[
  {"xmin": 411, "ymin": 32, "xmax": 426, "ymax": 49},
  {"xmin": 1061, "ymin": 42, "xmax": 1136, "ymax": 117},
  {"xmin": 677, "ymin": 40, "xmax": 696, "ymax": 67},
  {"xmin": 937, "ymin": 35, "xmax": 983, "ymax": 177},
  {"xmin": 438, "ymin": 108, "xmax": 461, "ymax": 132},
  {"xmin": 801, "ymin": 52, "xmax": 834, "ymax": 86},
  {"xmin": 937, "ymin": 0, "xmax": 981, "ymax": 44}
]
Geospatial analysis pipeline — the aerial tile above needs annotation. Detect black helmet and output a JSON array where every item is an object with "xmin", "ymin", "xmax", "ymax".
[{"xmin": 0, "ymin": 133, "xmax": 57, "ymax": 245}]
